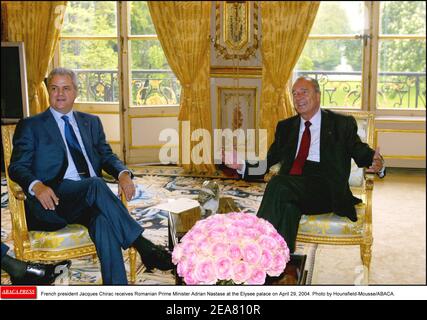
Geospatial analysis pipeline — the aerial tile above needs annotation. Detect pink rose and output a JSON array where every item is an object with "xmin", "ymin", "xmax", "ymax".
[
  {"xmin": 272, "ymin": 233, "xmax": 287, "ymax": 247},
  {"xmin": 228, "ymin": 243, "xmax": 243, "ymax": 261},
  {"xmin": 177, "ymin": 258, "xmax": 195, "ymax": 277},
  {"xmin": 259, "ymin": 235, "xmax": 279, "ymax": 251},
  {"xmin": 197, "ymin": 236, "xmax": 212, "ymax": 255},
  {"xmin": 180, "ymin": 232, "xmax": 193, "ymax": 242},
  {"xmin": 232, "ymin": 261, "xmax": 251, "ymax": 283},
  {"xmin": 183, "ymin": 272, "xmax": 198, "ymax": 285},
  {"xmin": 267, "ymin": 253, "xmax": 287, "ymax": 277},
  {"xmin": 176, "ymin": 260, "xmax": 185, "ymax": 277},
  {"xmin": 242, "ymin": 228, "xmax": 261, "ymax": 240},
  {"xmin": 241, "ymin": 214, "xmax": 258, "ymax": 227},
  {"xmin": 281, "ymin": 246, "xmax": 291, "ymax": 264},
  {"xmin": 211, "ymin": 224, "xmax": 227, "ymax": 233},
  {"xmin": 242, "ymin": 243, "xmax": 262, "ymax": 265},
  {"xmin": 262, "ymin": 220, "xmax": 279, "ymax": 234},
  {"xmin": 255, "ymin": 223, "xmax": 268, "ymax": 234},
  {"xmin": 231, "ymin": 220, "xmax": 247, "ymax": 230},
  {"xmin": 182, "ymin": 241, "xmax": 197, "ymax": 256},
  {"xmin": 225, "ymin": 227, "xmax": 240, "ymax": 238},
  {"xmin": 211, "ymin": 242, "xmax": 229, "ymax": 258},
  {"xmin": 259, "ymin": 249, "xmax": 273, "ymax": 269},
  {"xmin": 172, "ymin": 244, "xmax": 184, "ymax": 264},
  {"xmin": 203, "ymin": 217, "xmax": 217, "ymax": 230},
  {"xmin": 246, "ymin": 268, "xmax": 267, "ymax": 285},
  {"xmin": 194, "ymin": 259, "xmax": 217, "ymax": 284},
  {"xmin": 215, "ymin": 256, "xmax": 233, "ymax": 280},
  {"xmin": 227, "ymin": 212, "xmax": 240, "ymax": 220},
  {"xmin": 188, "ymin": 229, "xmax": 205, "ymax": 242},
  {"xmin": 207, "ymin": 229, "xmax": 224, "ymax": 240}
]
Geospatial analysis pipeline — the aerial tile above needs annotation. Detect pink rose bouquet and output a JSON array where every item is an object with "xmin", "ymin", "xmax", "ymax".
[{"xmin": 172, "ymin": 212, "xmax": 290, "ymax": 285}]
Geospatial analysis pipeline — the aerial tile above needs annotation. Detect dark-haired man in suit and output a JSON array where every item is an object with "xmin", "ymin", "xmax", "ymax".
[
  {"xmin": 225, "ymin": 76, "xmax": 385, "ymax": 253},
  {"xmin": 9, "ymin": 67, "xmax": 173, "ymax": 285}
]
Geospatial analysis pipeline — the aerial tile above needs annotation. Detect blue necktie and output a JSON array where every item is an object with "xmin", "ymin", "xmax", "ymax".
[{"xmin": 62, "ymin": 115, "xmax": 90, "ymax": 179}]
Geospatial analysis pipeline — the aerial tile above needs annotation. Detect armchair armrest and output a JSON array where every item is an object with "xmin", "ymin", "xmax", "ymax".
[
  {"xmin": 10, "ymin": 181, "xmax": 26, "ymax": 201},
  {"xmin": 264, "ymin": 171, "xmax": 275, "ymax": 183},
  {"xmin": 264, "ymin": 163, "xmax": 281, "ymax": 182},
  {"xmin": 364, "ymin": 172, "xmax": 375, "ymax": 191},
  {"xmin": 363, "ymin": 172, "xmax": 374, "ymax": 226},
  {"xmin": 102, "ymin": 171, "xmax": 116, "ymax": 183}
]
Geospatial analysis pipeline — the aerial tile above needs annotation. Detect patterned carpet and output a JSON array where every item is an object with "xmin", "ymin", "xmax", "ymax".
[{"xmin": 1, "ymin": 168, "xmax": 317, "ymax": 285}]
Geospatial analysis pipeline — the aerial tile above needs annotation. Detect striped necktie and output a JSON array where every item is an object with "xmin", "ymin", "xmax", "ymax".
[{"xmin": 62, "ymin": 115, "xmax": 90, "ymax": 179}]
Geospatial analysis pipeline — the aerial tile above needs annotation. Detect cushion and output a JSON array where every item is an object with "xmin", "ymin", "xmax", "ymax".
[
  {"xmin": 298, "ymin": 203, "xmax": 366, "ymax": 237},
  {"xmin": 29, "ymin": 224, "xmax": 93, "ymax": 251},
  {"xmin": 348, "ymin": 117, "xmax": 369, "ymax": 188},
  {"xmin": 349, "ymin": 160, "xmax": 364, "ymax": 188}
]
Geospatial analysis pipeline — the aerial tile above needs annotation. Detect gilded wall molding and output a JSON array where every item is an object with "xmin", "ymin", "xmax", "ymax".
[
  {"xmin": 213, "ymin": 1, "xmax": 259, "ymax": 61},
  {"xmin": 210, "ymin": 66, "xmax": 262, "ymax": 78},
  {"xmin": 216, "ymin": 85, "xmax": 257, "ymax": 130}
]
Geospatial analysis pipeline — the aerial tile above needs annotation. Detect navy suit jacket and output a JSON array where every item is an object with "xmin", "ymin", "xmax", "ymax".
[{"xmin": 9, "ymin": 109, "xmax": 128, "ymax": 230}]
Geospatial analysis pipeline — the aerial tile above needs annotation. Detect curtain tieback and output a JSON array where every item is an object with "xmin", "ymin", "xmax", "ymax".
[
  {"xmin": 274, "ymin": 87, "xmax": 284, "ymax": 94},
  {"xmin": 273, "ymin": 88, "xmax": 285, "ymax": 105},
  {"xmin": 182, "ymin": 83, "xmax": 193, "ymax": 104}
]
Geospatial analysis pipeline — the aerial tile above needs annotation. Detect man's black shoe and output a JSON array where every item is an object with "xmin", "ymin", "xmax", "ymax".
[
  {"xmin": 141, "ymin": 244, "xmax": 174, "ymax": 272},
  {"xmin": 10, "ymin": 260, "xmax": 71, "ymax": 285}
]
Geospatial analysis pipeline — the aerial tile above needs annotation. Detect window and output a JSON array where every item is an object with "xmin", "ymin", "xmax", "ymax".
[
  {"xmin": 294, "ymin": 1, "xmax": 426, "ymax": 112},
  {"xmin": 58, "ymin": 1, "xmax": 180, "ymax": 107},
  {"xmin": 129, "ymin": 1, "xmax": 180, "ymax": 107},
  {"xmin": 295, "ymin": 1, "xmax": 365, "ymax": 109},
  {"xmin": 60, "ymin": 1, "xmax": 119, "ymax": 103},
  {"xmin": 377, "ymin": 1, "xmax": 426, "ymax": 110}
]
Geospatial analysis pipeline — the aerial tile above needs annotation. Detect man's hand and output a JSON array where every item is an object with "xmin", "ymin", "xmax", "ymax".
[
  {"xmin": 366, "ymin": 147, "xmax": 384, "ymax": 173},
  {"xmin": 32, "ymin": 182, "xmax": 59, "ymax": 211},
  {"xmin": 118, "ymin": 171, "xmax": 135, "ymax": 201},
  {"xmin": 221, "ymin": 148, "xmax": 244, "ymax": 171}
]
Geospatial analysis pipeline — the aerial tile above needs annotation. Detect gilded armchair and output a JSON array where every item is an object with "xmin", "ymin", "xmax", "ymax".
[
  {"xmin": 265, "ymin": 111, "xmax": 375, "ymax": 283},
  {"xmin": 1, "ymin": 124, "xmax": 137, "ymax": 284}
]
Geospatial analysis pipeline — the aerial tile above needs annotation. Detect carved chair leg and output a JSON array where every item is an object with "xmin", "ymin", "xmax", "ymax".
[
  {"xmin": 129, "ymin": 247, "xmax": 137, "ymax": 284},
  {"xmin": 360, "ymin": 242, "xmax": 372, "ymax": 284}
]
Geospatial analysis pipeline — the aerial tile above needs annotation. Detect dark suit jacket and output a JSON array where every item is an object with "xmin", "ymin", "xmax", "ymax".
[
  {"xmin": 9, "ymin": 109, "xmax": 129, "ymax": 229},
  {"xmin": 245, "ymin": 109, "xmax": 375, "ymax": 221}
]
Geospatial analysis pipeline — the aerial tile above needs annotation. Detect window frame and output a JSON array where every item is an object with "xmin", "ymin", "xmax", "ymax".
[
  {"xmin": 370, "ymin": 1, "xmax": 426, "ymax": 117},
  {"xmin": 291, "ymin": 1, "xmax": 426, "ymax": 118}
]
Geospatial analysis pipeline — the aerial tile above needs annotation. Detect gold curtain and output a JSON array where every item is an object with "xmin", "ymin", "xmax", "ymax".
[
  {"xmin": 5, "ymin": 1, "xmax": 67, "ymax": 115},
  {"xmin": 259, "ymin": 1, "xmax": 319, "ymax": 147},
  {"xmin": 148, "ymin": 2, "xmax": 215, "ymax": 174}
]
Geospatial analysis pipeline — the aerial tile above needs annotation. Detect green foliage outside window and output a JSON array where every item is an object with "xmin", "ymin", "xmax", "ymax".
[
  {"xmin": 297, "ymin": 1, "xmax": 425, "ymax": 109},
  {"xmin": 60, "ymin": 1, "xmax": 178, "ymax": 104},
  {"xmin": 59, "ymin": 1, "xmax": 424, "ymax": 108}
]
